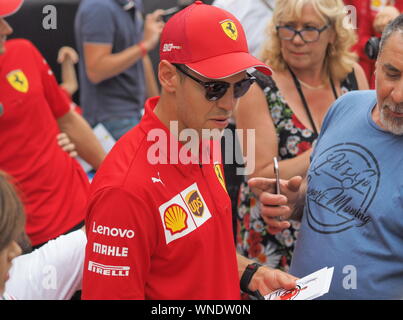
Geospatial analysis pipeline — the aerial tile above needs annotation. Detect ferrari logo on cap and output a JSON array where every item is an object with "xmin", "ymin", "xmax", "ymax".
[
  {"xmin": 220, "ymin": 20, "xmax": 238, "ymax": 41},
  {"xmin": 7, "ymin": 70, "xmax": 29, "ymax": 93}
]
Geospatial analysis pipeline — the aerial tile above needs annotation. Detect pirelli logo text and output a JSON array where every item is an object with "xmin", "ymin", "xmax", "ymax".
[{"xmin": 88, "ymin": 261, "xmax": 130, "ymax": 277}]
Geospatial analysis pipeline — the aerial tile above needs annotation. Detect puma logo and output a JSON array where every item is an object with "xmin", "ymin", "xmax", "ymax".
[{"xmin": 151, "ymin": 172, "xmax": 164, "ymax": 186}]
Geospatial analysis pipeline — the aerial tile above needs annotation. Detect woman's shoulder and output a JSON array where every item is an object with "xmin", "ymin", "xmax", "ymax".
[
  {"xmin": 252, "ymin": 70, "xmax": 277, "ymax": 91},
  {"xmin": 340, "ymin": 62, "xmax": 369, "ymax": 91}
]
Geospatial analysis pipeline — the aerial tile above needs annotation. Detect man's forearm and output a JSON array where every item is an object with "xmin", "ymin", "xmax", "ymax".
[
  {"xmin": 85, "ymin": 43, "xmax": 145, "ymax": 84},
  {"xmin": 57, "ymin": 110, "xmax": 106, "ymax": 170}
]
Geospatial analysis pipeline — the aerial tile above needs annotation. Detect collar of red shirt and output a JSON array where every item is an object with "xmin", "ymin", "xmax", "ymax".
[{"xmin": 139, "ymin": 97, "xmax": 222, "ymax": 176}]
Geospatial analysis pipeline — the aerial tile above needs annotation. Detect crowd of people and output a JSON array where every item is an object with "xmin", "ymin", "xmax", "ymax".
[{"xmin": 1, "ymin": 0, "xmax": 403, "ymax": 300}]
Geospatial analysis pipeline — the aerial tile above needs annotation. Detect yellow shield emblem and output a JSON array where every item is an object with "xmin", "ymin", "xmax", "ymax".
[
  {"xmin": 220, "ymin": 20, "xmax": 238, "ymax": 41},
  {"xmin": 7, "ymin": 70, "xmax": 29, "ymax": 93},
  {"xmin": 214, "ymin": 163, "xmax": 227, "ymax": 193}
]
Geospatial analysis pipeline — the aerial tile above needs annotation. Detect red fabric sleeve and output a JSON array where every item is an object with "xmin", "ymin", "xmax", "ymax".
[
  {"xmin": 82, "ymin": 188, "xmax": 158, "ymax": 300},
  {"xmin": 28, "ymin": 42, "xmax": 71, "ymax": 119}
]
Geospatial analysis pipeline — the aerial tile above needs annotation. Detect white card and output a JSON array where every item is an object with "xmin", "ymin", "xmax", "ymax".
[{"xmin": 264, "ymin": 267, "xmax": 334, "ymax": 300}]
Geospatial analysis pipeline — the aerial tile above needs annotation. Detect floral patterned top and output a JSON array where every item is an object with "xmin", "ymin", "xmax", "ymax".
[{"xmin": 236, "ymin": 70, "xmax": 358, "ymax": 272}]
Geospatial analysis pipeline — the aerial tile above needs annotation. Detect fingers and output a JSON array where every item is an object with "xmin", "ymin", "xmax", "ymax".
[
  {"xmin": 272, "ymin": 269, "xmax": 298, "ymax": 291},
  {"xmin": 57, "ymin": 133, "xmax": 77, "ymax": 158},
  {"xmin": 248, "ymin": 177, "xmax": 276, "ymax": 196},
  {"xmin": 249, "ymin": 176, "xmax": 302, "ymax": 196},
  {"xmin": 57, "ymin": 47, "xmax": 79, "ymax": 64},
  {"xmin": 287, "ymin": 176, "xmax": 303, "ymax": 192},
  {"xmin": 252, "ymin": 266, "xmax": 298, "ymax": 296},
  {"xmin": 259, "ymin": 191, "xmax": 288, "ymax": 206}
]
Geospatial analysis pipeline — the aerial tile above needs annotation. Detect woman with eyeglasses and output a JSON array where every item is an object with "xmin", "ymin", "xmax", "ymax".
[{"xmin": 235, "ymin": 0, "xmax": 369, "ymax": 275}]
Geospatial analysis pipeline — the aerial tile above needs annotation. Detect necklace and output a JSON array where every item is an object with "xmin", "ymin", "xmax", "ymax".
[{"xmin": 296, "ymin": 77, "xmax": 326, "ymax": 90}]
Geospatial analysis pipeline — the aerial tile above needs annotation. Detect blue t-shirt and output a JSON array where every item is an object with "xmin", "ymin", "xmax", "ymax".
[
  {"xmin": 290, "ymin": 90, "xmax": 403, "ymax": 299},
  {"xmin": 74, "ymin": 0, "xmax": 145, "ymax": 126}
]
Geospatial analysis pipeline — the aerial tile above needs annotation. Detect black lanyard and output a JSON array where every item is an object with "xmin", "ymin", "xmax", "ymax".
[{"xmin": 287, "ymin": 65, "xmax": 338, "ymax": 136}]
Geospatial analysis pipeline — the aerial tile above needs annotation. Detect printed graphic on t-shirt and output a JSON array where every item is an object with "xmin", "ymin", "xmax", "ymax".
[
  {"xmin": 6, "ymin": 69, "xmax": 29, "ymax": 93},
  {"xmin": 306, "ymin": 142, "xmax": 379, "ymax": 234}
]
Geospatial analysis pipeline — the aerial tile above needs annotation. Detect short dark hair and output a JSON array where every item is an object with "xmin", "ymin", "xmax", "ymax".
[
  {"xmin": 379, "ymin": 14, "xmax": 403, "ymax": 57},
  {"xmin": 0, "ymin": 171, "xmax": 25, "ymax": 251}
]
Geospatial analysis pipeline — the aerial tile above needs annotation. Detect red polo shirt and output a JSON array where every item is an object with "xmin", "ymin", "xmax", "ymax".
[
  {"xmin": 0, "ymin": 39, "xmax": 89, "ymax": 246},
  {"xmin": 82, "ymin": 97, "xmax": 240, "ymax": 299}
]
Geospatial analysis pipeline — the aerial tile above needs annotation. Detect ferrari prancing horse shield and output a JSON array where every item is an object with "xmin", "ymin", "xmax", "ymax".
[
  {"xmin": 220, "ymin": 19, "xmax": 238, "ymax": 41},
  {"xmin": 7, "ymin": 70, "xmax": 29, "ymax": 93}
]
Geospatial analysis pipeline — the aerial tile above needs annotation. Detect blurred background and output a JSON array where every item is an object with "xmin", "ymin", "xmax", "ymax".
[{"xmin": 7, "ymin": 0, "xmax": 214, "ymax": 103}]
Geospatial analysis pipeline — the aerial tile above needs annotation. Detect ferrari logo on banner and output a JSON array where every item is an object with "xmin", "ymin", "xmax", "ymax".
[
  {"xmin": 214, "ymin": 163, "xmax": 227, "ymax": 192},
  {"xmin": 220, "ymin": 20, "xmax": 238, "ymax": 40},
  {"xmin": 7, "ymin": 70, "xmax": 29, "ymax": 93}
]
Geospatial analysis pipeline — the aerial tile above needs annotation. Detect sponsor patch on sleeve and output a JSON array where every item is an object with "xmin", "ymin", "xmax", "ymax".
[{"xmin": 159, "ymin": 183, "xmax": 212, "ymax": 244}]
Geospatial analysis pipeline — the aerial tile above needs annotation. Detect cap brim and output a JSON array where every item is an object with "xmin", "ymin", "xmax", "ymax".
[
  {"xmin": 0, "ymin": 0, "xmax": 24, "ymax": 18},
  {"xmin": 186, "ymin": 51, "xmax": 272, "ymax": 79}
]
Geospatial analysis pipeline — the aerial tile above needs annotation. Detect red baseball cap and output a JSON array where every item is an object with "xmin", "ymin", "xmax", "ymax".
[
  {"xmin": 159, "ymin": 1, "xmax": 272, "ymax": 79},
  {"xmin": 0, "ymin": 0, "xmax": 24, "ymax": 18}
]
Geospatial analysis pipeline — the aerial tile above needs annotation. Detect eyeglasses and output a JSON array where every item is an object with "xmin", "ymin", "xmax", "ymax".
[
  {"xmin": 174, "ymin": 64, "xmax": 256, "ymax": 101},
  {"xmin": 276, "ymin": 24, "xmax": 330, "ymax": 43}
]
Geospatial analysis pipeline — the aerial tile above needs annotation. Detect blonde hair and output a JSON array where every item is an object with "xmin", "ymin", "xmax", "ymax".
[{"xmin": 261, "ymin": 0, "xmax": 358, "ymax": 82}]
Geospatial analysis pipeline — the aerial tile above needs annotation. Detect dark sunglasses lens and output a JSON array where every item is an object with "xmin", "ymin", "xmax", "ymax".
[
  {"xmin": 205, "ymin": 83, "xmax": 229, "ymax": 101},
  {"xmin": 234, "ymin": 78, "xmax": 255, "ymax": 98}
]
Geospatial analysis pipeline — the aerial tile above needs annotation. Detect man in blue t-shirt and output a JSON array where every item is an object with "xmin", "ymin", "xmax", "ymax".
[
  {"xmin": 75, "ymin": 0, "xmax": 164, "ymax": 140},
  {"xmin": 250, "ymin": 15, "xmax": 403, "ymax": 299}
]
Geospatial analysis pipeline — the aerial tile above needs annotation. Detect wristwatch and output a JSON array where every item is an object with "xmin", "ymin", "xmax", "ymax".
[{"xmin": 240, "ymin": 262, "xmax": 264, "ymax": 299}]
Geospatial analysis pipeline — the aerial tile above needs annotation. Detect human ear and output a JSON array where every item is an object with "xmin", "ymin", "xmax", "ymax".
[{"xmin": 158, "ymin": 60, "xmax": 178, "ymax": 94}]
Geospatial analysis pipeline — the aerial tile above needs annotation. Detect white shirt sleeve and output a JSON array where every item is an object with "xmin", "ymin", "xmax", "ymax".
[{"xmin": 5, "ymin": 229, "xmax": 87, "ymax": 300}]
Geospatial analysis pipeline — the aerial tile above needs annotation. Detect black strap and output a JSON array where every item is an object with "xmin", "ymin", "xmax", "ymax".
[
  {"xmin": 287, "ymin": 65, "xmax": 338, "ymax": 137},
  {"xmin": 260, "ymin": 0, "xmax": 274, "ymax": 11},
  {"xmin": 346, "ymin": 68, "xmax": 358, "ymax": 91},
  {"xmin": 329, "ymin": 75, "xmax": 338, "ymax": 100},
  {"xmin": 240, "ymin": 263, "xmax": 265, "ymax": 299}
]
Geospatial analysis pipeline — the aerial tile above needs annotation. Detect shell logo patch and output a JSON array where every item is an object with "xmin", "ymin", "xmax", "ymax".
[
  {"xmin": 370, "ymin": 0, "xmax": 387, "ymax": 10},
  {"xmin": 220, "ymin": 19, "xmax": 238, "ymax": 41},
  {"xmin": 214, "ymin": 163, "xmax": 227, "ymax": 192},
  {"xmin": 185, "ymin": 190, "xmax": 204, "ymax": 217},
  {"xmin": 7, "ymin": 70, "xmax": 29, "ymax": 93},
  {"xmin": 164, "ymin": 204, "xmax": 188, "ymax": 235}
]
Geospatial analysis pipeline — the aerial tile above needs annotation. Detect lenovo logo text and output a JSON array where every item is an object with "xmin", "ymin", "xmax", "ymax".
[{"xmin": 92, "ymin": 221, "xmax": 135, "ymax": 239}]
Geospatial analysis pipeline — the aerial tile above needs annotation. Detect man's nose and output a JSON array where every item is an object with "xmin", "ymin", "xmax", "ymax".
[
  {"xmin": 390, "ymin": 80, "xmax": 403, "ymax": 104},
  {"xmin": 0, "ymin": 18, "xmax": 13, "ymax": 36},
  {"xmin": 216, "ymin": 86, "xmax": 237, "ymax": 112},
  {"xmin": 291, "ymin": 32, "xmax": 306, "ymax": 45}
]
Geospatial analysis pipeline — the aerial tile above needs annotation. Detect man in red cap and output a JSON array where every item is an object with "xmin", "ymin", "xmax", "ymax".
[
  {"xmin": 82, "ymin": 1, "xmax": 297, "ymax": 300},
  {"xmin": 0, "ymin": 0, "xmax": 105, "ymax": 248}
]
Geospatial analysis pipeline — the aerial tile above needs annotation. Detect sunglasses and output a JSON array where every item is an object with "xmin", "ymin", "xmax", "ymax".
[{"xmin": 174, "ymin": 64, "xmax": 256, "ymax": 101}]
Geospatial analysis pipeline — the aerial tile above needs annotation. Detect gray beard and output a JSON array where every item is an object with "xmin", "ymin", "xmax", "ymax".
[{"xmin": 379, "ymin": 104, "xmax": 403, "ymax": 135}]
